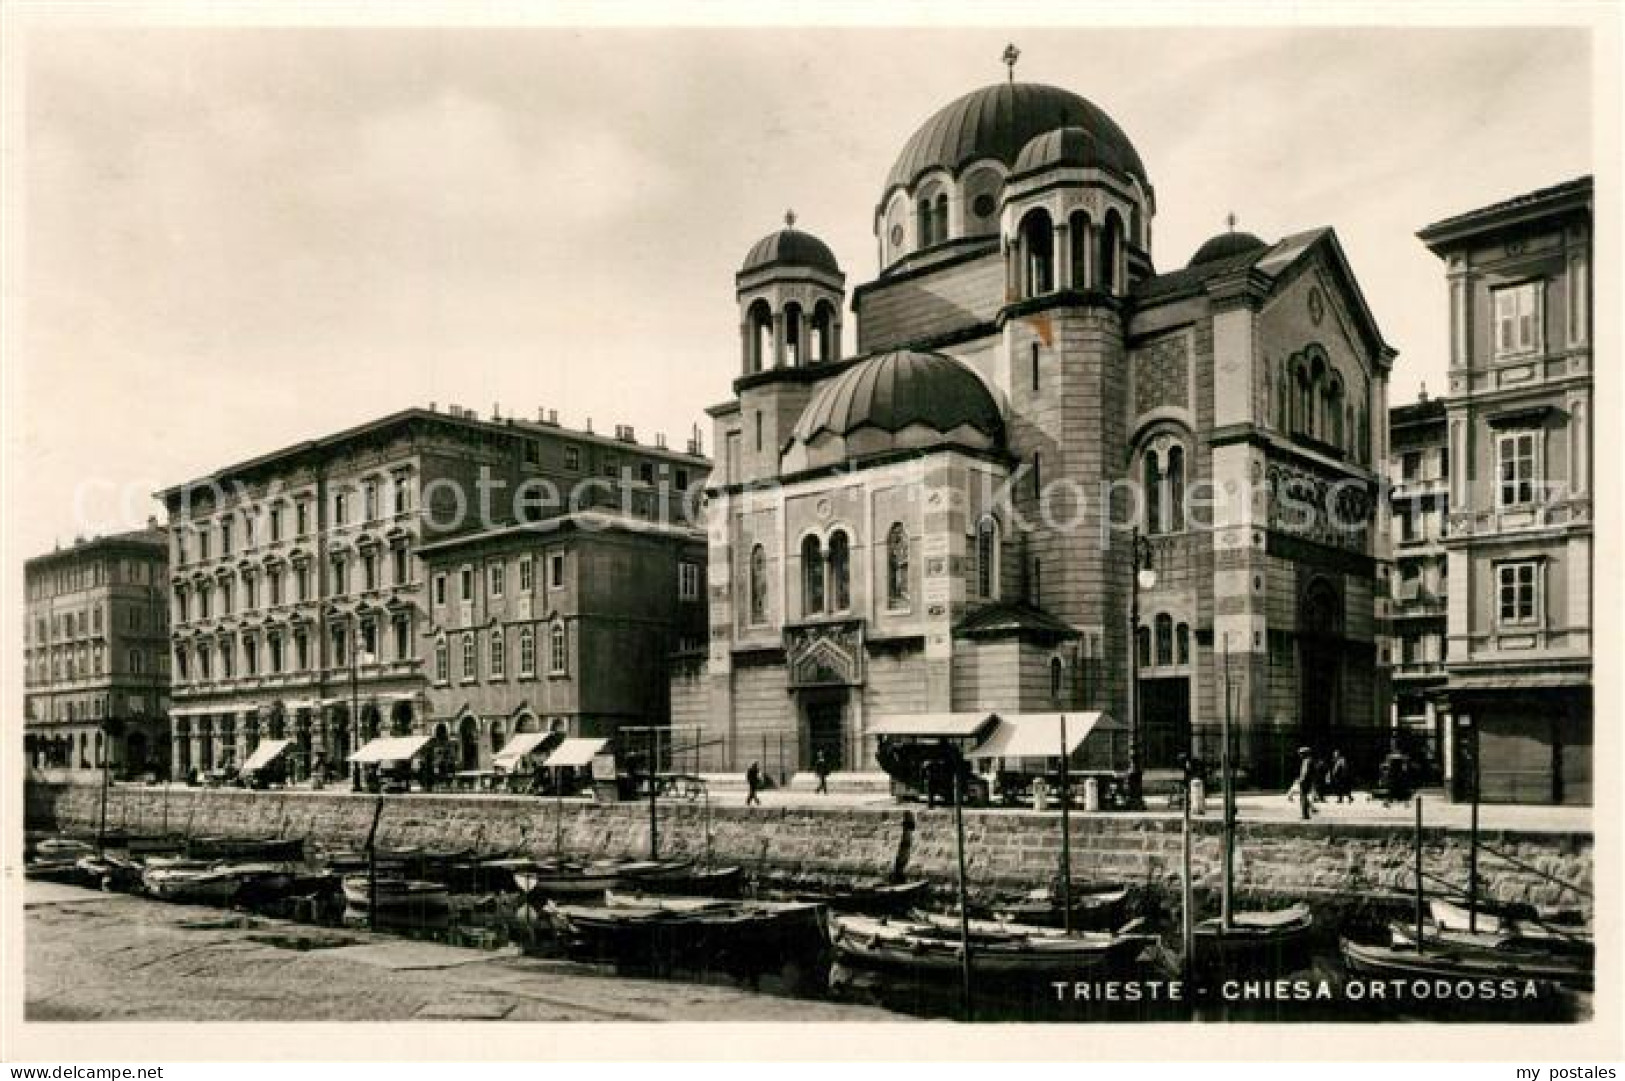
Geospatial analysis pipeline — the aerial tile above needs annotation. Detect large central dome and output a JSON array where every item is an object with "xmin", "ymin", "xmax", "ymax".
[{"xmin": 883, "ymin": 82, "xmax": 1148, "ymax": 201}]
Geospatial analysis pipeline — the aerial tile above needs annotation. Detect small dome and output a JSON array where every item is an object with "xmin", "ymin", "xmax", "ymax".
[
  {"xmin": 1012, "ymin": 125, "xmax": 1139, "ymax": 179},
  {"xmin": 791, "ymin": 350, "xmax": 1004, "ymax": 450},
  {"xmin": 1187, "ymin": 231, "xmax": 1267, "ymax": 268},
  {"xmin": 884, "ymin": 82, "xmax": 1148, "ymax": 203},
  {"xmin": 741, "ymin": 227, "xmax": 840, "ymax": 276}
]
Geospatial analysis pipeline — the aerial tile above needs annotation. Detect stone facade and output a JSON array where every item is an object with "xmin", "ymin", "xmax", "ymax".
[
  {"xmin": 1386, "ymin": 393, "xmax": 1451, "ymax": 777},
  {"xmin": 23, "ymin": 527, "xmax": 171, "ymax": 777},
  {"xmin": 27, "ymin": 780, "xmax": 1593, "ymax": 917},
  {"xmin": 1418, "ymin": 177, "xmax": 1593, "ymax": 804},
  {"xmin": 416, "ymin": 514, "xmax": 707, "ymax": 770},
  {"xmin": 679, "ymin": 80, "xmax": 1395, "ymax": 787},
  {"xmin": 156, "ymin": 406, "xmax": 706, "ymax": 782}
]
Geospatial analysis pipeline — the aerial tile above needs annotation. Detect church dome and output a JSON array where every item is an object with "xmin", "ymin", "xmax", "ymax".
[
  {"xmin": 1187, "ymin": 230, "xmax": 1267, "ymax": 268},
  {"xmin": 790, "ymin": 350, "xmax": 1004, "ymax": 454},
  {"xmin": 741, "ymin": 226, "xmax": 841, "ymax": 276},
  {"xmin": 1012, "ymin": 125, "xmax": 1140, "ymax": 179},
  {"xmin": 883, "ymin": 82, "xmax": 1148, "ymax": 201}
]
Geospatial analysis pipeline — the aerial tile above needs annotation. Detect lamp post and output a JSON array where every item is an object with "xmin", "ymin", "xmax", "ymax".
[
  {"xmin": 1126, "ymin": 526, "xmax": 1156, "ymax": 810},
  {"xmin": 349, "ymin": 613, "xmax": 376, "ymax": 787}
]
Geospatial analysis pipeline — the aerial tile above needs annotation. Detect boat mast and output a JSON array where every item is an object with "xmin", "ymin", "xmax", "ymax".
[
  {"xmin": 1220, "ymin": 636, "xmax": 1233, "ymax": 931},
  {"xmin": 1467, "ymin": 718, "xmax": 1480, "ymax": 933},
  {"xmin": 1414, "ymin": 794, "xmax": 1425, "ymax": 952},
  {"xmin": 951, "ymin": 748, "xmax": 975, "ymax": 1022},
  {"xmin": 1059, "ymin": 713, "xmax": 1073, "ymax": 935}
]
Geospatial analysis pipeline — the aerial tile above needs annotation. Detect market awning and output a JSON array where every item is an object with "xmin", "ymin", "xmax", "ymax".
[
  {"xmin": 348, "ymin": 735, "xmax": 431, "ymax": 764},
  {"xmin": 541, "ymin": 737, "xmax": 609, "ymax": 768},
  {"xmin": 492, "ymin": 731, "xmax": 554, "ymax": 770},
  {"xmin": 969, "ymin": 712, "xmax": 1123, "ymax": 760},
  {"xmin": 867, "ymin": 713, "xmax": 998, "ymax": 740},
  {"xmin": 239, "ymin": 739, "xmax": 293, "ymax": 774}
]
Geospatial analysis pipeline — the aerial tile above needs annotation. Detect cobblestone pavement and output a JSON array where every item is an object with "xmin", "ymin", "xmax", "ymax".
[{"xmin": 23, "ymin": 882, "xmax": 905, "ymax": 1023}]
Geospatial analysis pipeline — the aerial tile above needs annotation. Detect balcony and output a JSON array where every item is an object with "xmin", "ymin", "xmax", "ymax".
[
  {"xmin": 1393, "ymin": 660, "xmax": 1446, "ymax": 680},
  {"xmin": 1390, "ymin": 475, "xmax": 1448, "ymax": 500},
  {"xmin": 1448, "ymin": 497, "xmax": 1592, "ymax": 540}
]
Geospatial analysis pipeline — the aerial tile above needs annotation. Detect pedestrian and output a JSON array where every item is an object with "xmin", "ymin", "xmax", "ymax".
[
  {"xmin": 814, "ymin": 750, "xmax": 831, "ymax": 795},
  {"xmin": 1295, "ymin": 746, "xmax": 1316, "ymax": 820},
  {"xmin": 1328, "ymin": 749, "xmax": 1352, "ymax": 804},
  {"xmin": 745, "ymin": 761, "xmax": 762, "ymax": 806}
]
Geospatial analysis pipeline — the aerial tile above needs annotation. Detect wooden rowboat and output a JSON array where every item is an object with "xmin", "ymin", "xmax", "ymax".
[
  {"xmin": 830, "ymin": 913, "xmax": 1156, "ymax": 979},
  {"xmin": 1191, "ymin": 903, "xmax": 1316, "ymax": 975},
  {"xmin": 1340, "ymin": 933, "xmax": 1593, "ymax": 993}
]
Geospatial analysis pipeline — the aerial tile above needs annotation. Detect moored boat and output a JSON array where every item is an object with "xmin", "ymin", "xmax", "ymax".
[
  {"xmin": 1191, "ymin": 903, "xmax": 1316, "ymax": 974},
  {"xmin": 830, "ymin": 912, "xmax": 1156, "ymax": 979},
  {"xmin": 547, "ymin": 893, "xmax": 828, "ymax": 975},
  {"xmin": 143, "ymin": 864, "xmax": 246, "ymax": 904},
  {"xmin": 966, "ymin": 883, "xmax": 1131, "ymax": 930},
  {"xmin": 186, "ymin": 836, "xmax": 305, "ymax": 862},
  {"xmin": 764, "ymin": 878, "xmax": 930, "ymax": 915},
  {"xmin": 512, "ymin": 860, "xmax": 631, "ymax": 898},
  {"xmin": 1340, "ymin": 932, "xmax": 1593, "ymax": 992},
  {"xmin": 340, "ymin": 875, "xmax": 450, "ymax": 911}
]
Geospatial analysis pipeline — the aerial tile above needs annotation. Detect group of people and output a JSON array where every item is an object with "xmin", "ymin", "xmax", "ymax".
[
  {"xmin": 744, "ymin": 751, "xmax": 834, "ymax": 806},
  {"xmin": 1289, "ymin": 746, "xmax": 1354, "ymax": 819}
]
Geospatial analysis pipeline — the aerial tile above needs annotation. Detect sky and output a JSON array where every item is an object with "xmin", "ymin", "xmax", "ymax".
[{"xmin": 10, "ymin": 21, "xmax": 1594, "ymax": 561}]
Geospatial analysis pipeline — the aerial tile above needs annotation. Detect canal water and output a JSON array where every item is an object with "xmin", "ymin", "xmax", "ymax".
[{"xmin": 35, "ymin": 834, "xmax": 1591, "ymax": 1026}]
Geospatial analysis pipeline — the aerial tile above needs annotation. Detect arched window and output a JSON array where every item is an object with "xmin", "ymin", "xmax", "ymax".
[
  {"xmin": 811, "ymin": 301, "xmax": 836, "ymax": 364},
  {"xmin": 1019, "ymin": 209, "xmax": 1054, "ymax": 297},
  {"xmin": 1100, "ymin": 210, "xmax": 1123, "ymax": 293},
  {"xmin": 1295, "ymin": 364, "xmax": 1313, "ymax": 437},
  {"xmin": 1327, "ymin": 374, "xmax": 1345, "ymax": 450},
  {"xmin": 801, "ymin": 535, "xmax": 825, "ymax": 615},
  {"xmin": 748, "ymin": 544, "xmax": 768, "ymax": 625},
  {"xmin": 975, "ymin": 517, "xmax": 1000, "ymax": 599},
  {"xmin": 489, "ymin": 629, "xmax": 505, "ymax": 679},
  {"xmin": 1136, "ymin": 625, "xmax": 1152, "ymax": 668},
  {"xmin": 490, "ymin": 720, "xmax": 506, "ymax": 754},
  {"xmin": 1155, "ymin": 613, "xmax": 1174, "ymax": 667},
  {"xmin": 1176, "ymin": 622, "xmax": 1190, "ymax": 665},
  {"xmin": 885, "ymin": 523, "xmax": 910, "ymax": 610},
  {"xmin": 1167, "ymin": 445, "xmax": 1186, "ymax": 532},
  {"xmin": 745, "ymin": 299, "xmax": 772, "ymax": 374},
  {"xmin": 461, "ymin": 633, "xmax": 476, "ymax": 680},
  {"xmin": 783, "ymin": 302, "xmax": 803, "ymax": 368},
  {"xmin": 1050, "ymin": 656, "xmax": 1064, "ymax": 702},
  {"xmin": 935, "ymin": 192, "xmax": 949, "ymax": 243},
  {"xmin": 1144, "ymin": 451, "xmax": 1163, "ymax": 534},
  {"xmin": 827, "ymin": 531, "xmax": 851, "ymax": 612},
  {"xmin": 549, "ymin": 621, "xmax": 568, "ymax": 674},
  {"xmin": 1068, "ymin": 210, "xmax": 1092, "ymax": 288},
  {"xmin": 518, "ymin": 628, "xmax": 536, "ymax": 677},
  {"xmin": 1277, "ymin": 359, "xmax": 1291, "ymax": 430}
]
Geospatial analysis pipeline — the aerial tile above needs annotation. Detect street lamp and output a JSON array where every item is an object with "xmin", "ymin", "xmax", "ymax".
[
  {"xmin": 348, "ymin": 613, "xmax": 377, "ymax": 789},
  {"xmin": 1127, "ymin": 525, "xmax": 1156, "ymax": 809}
]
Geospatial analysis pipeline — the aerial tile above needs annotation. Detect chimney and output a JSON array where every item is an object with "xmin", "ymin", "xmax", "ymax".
[
  {"xmin": 1418, "ymin": 381, "xmax": 1429, "ymax": 403},
  {"xmin": 493, "ymin": 402, "xmax": 502, "ymax": 421},
  {"xmin": 549, "ymin": 409, "xmax": 559, "ymax": 425},
  {"xmin": 585, "ymin": 417, "xmax": 593, "ymax": 434},
  {"xmin": 615, "ymin": 424, "xmax": 636, "ymax": 443},
  {"xmin": 429, "ymin": 401, "xmax": 438, "ymax": 413}
]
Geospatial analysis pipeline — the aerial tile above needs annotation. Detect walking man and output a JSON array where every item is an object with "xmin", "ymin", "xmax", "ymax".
[
  {"xmin": 1327, "ymin": 749, "xmax": 1352, "ymax": 804},
  {"xmin": 745, "ymin": 761, "xmax": 763, "ymax": 806},
  {"xmin": 814, "ymin": 750, "xmax": 832, "ymax": 795},
  {"xmin": 1295, "ymin": 747, "xmax": 1316, "ymax": 820}
]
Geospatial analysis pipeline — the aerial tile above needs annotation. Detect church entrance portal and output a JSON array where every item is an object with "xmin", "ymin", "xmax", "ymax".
[{"xmin": 801, "ymin": 693, "xmax": 847, "ymax": 772}]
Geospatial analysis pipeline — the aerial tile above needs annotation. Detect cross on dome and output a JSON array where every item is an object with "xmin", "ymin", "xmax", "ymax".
[
  {"xmin": 1002, "ymin": 43, "xmax": 1021, "ymax": 82},
  {"xmin": 784, "ymin": 209, "xmax": 797, "ymax": 230}
]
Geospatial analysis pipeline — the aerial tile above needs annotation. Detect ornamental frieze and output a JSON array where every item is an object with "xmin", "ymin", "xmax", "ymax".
[{"xmin": 784, "ymin": 619, "xmax": 865, "ymax": 688}]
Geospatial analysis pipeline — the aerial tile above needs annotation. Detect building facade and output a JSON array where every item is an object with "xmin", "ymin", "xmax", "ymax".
[
  {"xmin": 416, "ymin": 513, "xmax": 706, "ymax": 772},
  {"xmin": 1417, "ymin": 177, "xmax": 1593, "ymax": 805},
  {"xmin": 157, "ymin": 405, "xmax": 706, "ymax": 780},
  {"xmin": 673, "ymin": 80, "xmax": 1396, "ymax": 786},
  {"xmin": 1387, "ymin": 391, "xmax": 1451, "ymax": 773},
  {"xmin": 23, "ymin": 526, "xmax": 171, "ymax": 777}
]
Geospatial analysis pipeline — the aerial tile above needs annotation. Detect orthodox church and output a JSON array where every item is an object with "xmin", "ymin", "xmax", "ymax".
[{"xmin": 670, "ymin": 73, "xmax": 1395, "ymax": 786}]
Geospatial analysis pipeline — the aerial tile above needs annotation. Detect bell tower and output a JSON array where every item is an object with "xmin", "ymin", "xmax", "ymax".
[{"xmin": 736, "ymin": 212, "xmax": 846, "ymax": 375}]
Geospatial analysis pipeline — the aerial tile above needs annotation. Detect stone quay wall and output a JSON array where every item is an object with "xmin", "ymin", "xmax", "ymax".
[{"xmin": 25, "ymin": 781, "xmax": 1592, "ymax": 918}]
